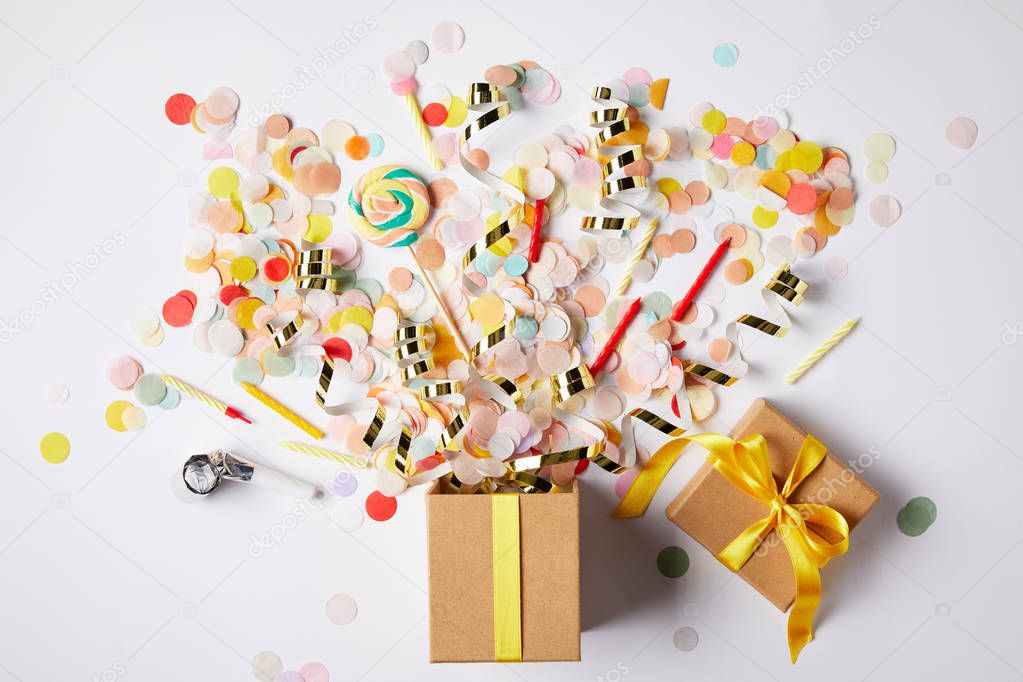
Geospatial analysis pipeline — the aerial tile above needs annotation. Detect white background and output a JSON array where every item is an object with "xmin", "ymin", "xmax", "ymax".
[{"xmin": 1, "ymin": 0, "xmax": 1022, "ymax": 680}]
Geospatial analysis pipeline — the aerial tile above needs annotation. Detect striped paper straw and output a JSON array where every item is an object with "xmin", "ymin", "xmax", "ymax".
[
  {"xmin": 406, "ymin": 93, "xmax": 444, "ymax": 171},
  {"xmin": 784, "ymin": 318, "xmax": 859, "ymax": 385},
  {"xmin": 278, "ymin": 442, "xmax": 370, "ymax": 469},
  {"xmin": 614, "ymin": 218, "xmax": 659, "ymax": 297}
]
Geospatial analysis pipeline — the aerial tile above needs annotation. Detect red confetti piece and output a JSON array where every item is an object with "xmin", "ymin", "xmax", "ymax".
[
  {"xmin": 262, "ymin": 256, "xmax": 291, "ymax": 283},
  {"xmin": 175, "ymin": 289, "xmax": 197, "ymax": 307},
  {"xmin": 421, "ymin": 102, "xmax": 448, "ymax": 127},
  {"xmin": 165, "ymin": 93, "xmax": 196, "ymax": 126},
  {"xmin": 365, "ymin": 491, "xmax": 397, "ymax": 522},
  {"xmin": 323, "ymin": 338, "xmax": 352, "ymax": 362},
  {"xmin": 161, "ymin": 295, "xmax": 194, "ymax": 327},
  {"xmin": 219, "ymin": 284, "xmax": 248, "ymax": 305}
]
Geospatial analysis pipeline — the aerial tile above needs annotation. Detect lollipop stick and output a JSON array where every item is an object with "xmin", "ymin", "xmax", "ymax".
[
  {"xmin": 405, "ymin": 94, "xmax": 444, "ymax": 171},
  {"xmin": 405, "ymin": 245, "xmax": 472, "ymax": 360}
]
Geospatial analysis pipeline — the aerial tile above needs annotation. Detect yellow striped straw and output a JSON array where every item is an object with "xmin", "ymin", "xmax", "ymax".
[
  {"xmin": 278, "ymin": 442, "xmax": 370, "ymax": 469},
  {"xmin": 784, "ymin": 318, "xmax": 859, "ymax": 385},
  {"xmin": 240, "ymin": 382, "xmax": 325, "ymax": 439},
  {"xmin": 161, "ymin": 375, "xmax": 227, "ymax": 411},
  {"xmin": 406, "ymin": 93, "xmax": 444, "ymax": 171},
  {"xmin": 614, "ymin": 218, "xmax": 659, "ymax": 297}
]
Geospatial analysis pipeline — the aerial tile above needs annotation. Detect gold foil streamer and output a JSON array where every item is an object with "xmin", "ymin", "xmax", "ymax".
[
  {"xmin": 606, "ymin": 407, "xmax": 686, "ymax": 474},
  {"xmin": 294, "ymin": 248, "xmax": 344, "ymax": 294},
  {"xmin": 580, "ymin": 86, "xmax": 649, "ymax": 236},
  {"xmin": 458, "ymin": 82, "xmax": 523, "ymax": 297}
]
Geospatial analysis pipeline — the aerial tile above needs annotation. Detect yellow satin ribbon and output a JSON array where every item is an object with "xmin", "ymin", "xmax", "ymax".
[
  {"xmin": 614, "ymin": 432, "xmax": 849, "ymax": 662},
  {"xmin": 491, "ymin": 494, "xmax": 522, "ymax": 662}
]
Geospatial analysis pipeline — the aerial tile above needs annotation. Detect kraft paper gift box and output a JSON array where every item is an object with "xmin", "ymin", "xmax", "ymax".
[
  {"xmin": 667, "ymin": 398, "xmax": 880, "ymax": 612},
  {"xmin": 426, "ymin": 479, "xmax": 580, "ymax": 663}
]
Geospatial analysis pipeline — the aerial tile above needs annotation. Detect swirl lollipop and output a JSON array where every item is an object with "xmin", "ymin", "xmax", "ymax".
[{"xmin": 348, "ymin": 165, "xmax": 471, "ymax": 359}]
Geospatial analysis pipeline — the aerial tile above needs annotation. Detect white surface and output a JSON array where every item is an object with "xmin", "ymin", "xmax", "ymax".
[{"xmin": 1, "ymin": 0, "xmax": 1022, "ymax": 680}]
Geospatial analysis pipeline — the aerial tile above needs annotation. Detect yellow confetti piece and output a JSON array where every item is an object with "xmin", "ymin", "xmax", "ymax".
[
  {"xmin": 701, "ymin": 109, "xmax": 726, "ymax": 135},
  {"xmin": 342, "ymin": 306, "xmax": 374, "ymax": 332},
  {"xmin": 758, "ymin": 170, "xmax": 791, "ymax": 197},
  {"xmin": 40, "ymin": 432, "xmax": 71, "ymax": 463},
  {"xmin": 753, "ymin": 206, "xmax": 779, "ymax": 228},
  {"xmin": 230, "ymin": 256, "xmax": 257, "ymax": 282},
  {"xmin": 469, "ymin": 293, "xmax": 505, "ymax": 327},
  {"xmin": 305, "ymin": 214, "xmax": 333, "ymax": 243},
  {"xmin": 207, "ymin": 167, "xmax": 239, "ymax": 198},
  {"xmin": 235, "ymin": 297, "xmax": 263, "ymax": 330},
  {"xmin": 443, "ymin": 95, "xmax": 468, "ymax": 127},
  {"xmin": 731, "ymin": 141, "xmax": 756, "ymax": 166},
  {"xmin": 656, "ymin": 178, "xmax": 683, "ymax": 196},
  {"xmin": 790, "ymin": 141, "xmax": 823, "ymax": 173},
  {"xmin": 501, "ymin": 166, "xmax": 526, "ymax": 191}
]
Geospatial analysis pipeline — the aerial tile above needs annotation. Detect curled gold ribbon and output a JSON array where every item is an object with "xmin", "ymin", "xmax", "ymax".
[
  {"xmin": 580, "ymin": 86, "xmax": 648, "ymax": 236},
  {"xmin": 458, "ymin": 82, "xmax": 523, "ymax": 297},
  {"xmin": 615, "ymin": 431, "xmax": 848, "ymax": 662}
]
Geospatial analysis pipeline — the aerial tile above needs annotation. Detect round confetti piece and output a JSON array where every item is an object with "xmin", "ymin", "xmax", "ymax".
[
  {"xmin": 165, "ymin": 93, "xmax": 196, "ymax": 125},
  {"xmin": 134, "ymin": 374, "xmax": 167, "ymax": 407},
  {"xmin": 724, "ymin": 259, "xmax": 753, "ymax": 285},
  {"xmin": 752, "ymin": 205, "xmax": 778, "ymax": 228},
  {"xmin": 712, "ymin": 42, "xmax": 739, "ymax": 67},
  {"xmin": 432, "ymin": 21, "xmax": 465, "ymax": 53},
  {"xmin": 298, "ymin": 662, "xmax": 329, "ymax": 682},
  {"xmin": 162, "ymin": 294, "xmax": 194, "ymax": 327},
  {"xmin": 865, "ymin": 160, "xmax": 888, "ymax": 184},
  {"xmin": 325, "ymin": 593, "xmax": 359, "ymax": 625},
  {"xmin": 274, "ymin": 672, "xmax": 303, "ymax": 682},
  {"xmin": 946, "ymin": 116, "xmax": 978, "ymax": 150},
  {"xmin": 669, "ymin": 228, "xmax": 696, "ymax": 254},
  {"xmin": 415, "ymin": 236, "xmax": 446, "ymax": 270},
  {"xmin": 264, "ymin": 114, "xmax": 291, "ymax": 139},
  {"xmin": 869, "ymin": 195, "xmax": 901, "ymax": 227},
  {"xmin": 344, "ymin": 135, "xmax": 370, "ymax": 161},
  {"xmin": 121, "ymin": 405, "xmax": 147, "ymax": 431},
  {"xmin": 383, "ymin": 51, "xmax": 416, "ymax": 80},
  {"xmin": 105, "ymin": 400, "xmax": 133, "ymax": 432},
  {"xmin": 365, "ymin": 491, "xmax": 397, "ymax": 521},
  {"xmin": 701, "ymin": 109, "xmax": 727, "ymax": 135},
  {"xmin": 158, "ymin": 386, "xmax": 181, "ymax": 410},
  {"xmin": 332, "ymin": 470, "xmax": 359, "ymax": 497},
  {"xmin": 207, "ymin": 166, "xmax": 240, "ymax": 198},
  {"xmin": 656, "ymin": 545, "xmax": 690, "ymax": 578},
  {"xmin": 108, "ymin": 356, "xmax": 143, "ymax": 391},
  {"xmin": 421, "ymin": 102, "xmax": 448, "ymax": 127},
  {"xmin": 898, "ymin": 496, "xmax": 937, "ymax": 536},
  {"xmin": 405, "ymin": 39, "xmax": 429, "ymax": 64},
  {"xmin": 39, "ymin": 432, "xmax": 70, "ymax": 464},
  {"xmin": 504, "ymin": 254, "xmax": 528, "ymax": 277},
  {"xmin": 863, "ymin": 132, "xmax": 895, "ymax": 162},
  {"xmin": 205, "ymin": 86, "xmax": 239, "ymax": 120},
  {"xmin": 673, "ymin": 626, "xmax": 700, "ymax": 652},
  {"xmin": 365, "ymin": 133, "xmax": 385, "ymax": 158},
  {"xmin": 252, "ymin": 651, "xmax": 284, "ymax": 682},
  {"xmin": 233, "ymin": 357, "xmax": 265, "ymax": 386}
]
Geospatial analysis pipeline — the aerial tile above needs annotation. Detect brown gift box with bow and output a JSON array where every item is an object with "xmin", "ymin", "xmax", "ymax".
[{"xmin": 666, "ymin": 398, "xmax": 880, "ymax": 610}]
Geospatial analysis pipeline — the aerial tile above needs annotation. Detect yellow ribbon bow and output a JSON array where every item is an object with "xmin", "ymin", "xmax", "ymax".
[{"xmin": 616, "ymin": 432, "xmax": 850, "ymax": 662}]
